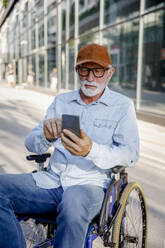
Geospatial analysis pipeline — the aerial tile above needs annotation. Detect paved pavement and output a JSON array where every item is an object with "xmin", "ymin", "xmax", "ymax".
[{"xmin": 0, "ymin": 82, "xmax": 165, "ymax": 248}]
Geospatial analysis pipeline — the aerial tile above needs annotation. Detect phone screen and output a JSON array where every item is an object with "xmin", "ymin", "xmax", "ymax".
[{"xmin": 62, "ymin": 114, "xmax": 81, "ymax": 138}]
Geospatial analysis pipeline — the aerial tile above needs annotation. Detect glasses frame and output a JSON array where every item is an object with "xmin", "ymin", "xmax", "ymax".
[{"xmin": 77, "ymin": 66, "xmax": 109, "ymax": 78}]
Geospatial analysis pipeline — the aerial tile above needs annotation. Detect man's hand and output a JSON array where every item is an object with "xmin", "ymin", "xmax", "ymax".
[
  {"xmin": 44, "ymin": 118, "xmax": 62, "ymax": 141},
  {"xmin": 61, "ymin": 129, "xmax": 92, "ymax": 156}
]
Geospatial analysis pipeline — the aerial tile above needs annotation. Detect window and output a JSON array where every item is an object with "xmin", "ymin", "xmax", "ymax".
[
  {"xmin": 47, "ymin": 13, "xmax": 56, "ymax": 46},
  {"xmin": 31, "ymin": 29, "xmax": 36, "ymax": 50},
  {"xmin": 104, "ymin": 0, "xmax": 139, "ymax": 26},
  {"xmin": 140, "ymin": 10, "xmax": 165, "ymax": 115},
  {"xmin": 103, "ymin": 20, "xmax": 139, "ymax": 100},
  {"xmin": 39, "ymin": 20, "xmax": 44, "ymax": 47}
]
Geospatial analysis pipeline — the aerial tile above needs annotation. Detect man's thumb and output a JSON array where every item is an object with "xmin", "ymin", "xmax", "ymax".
[{"xmin": 80, "ymin": 129, "xmax": 86, "ymax": 138}]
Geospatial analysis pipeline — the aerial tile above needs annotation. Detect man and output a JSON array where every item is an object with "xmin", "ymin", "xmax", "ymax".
[
  {"xmin": 6, "ymin": 63, "xmax": 16, "ymax": 87},
  {"xmin": 0, "ymin": 44, "xmax": 139, "ymax": 248},
  {"xmin": 26, "ymin": 64, "xmax": 35, "ymax": 87},
  {"xmin": 50, "ymin": 66, "xmax": 58, "ymax": 91}
]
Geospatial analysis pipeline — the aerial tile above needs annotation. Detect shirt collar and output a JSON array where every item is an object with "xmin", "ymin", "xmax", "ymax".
[
  {"xmin": 66, "ymin": 87, "xmax": 112, "ymax": 106},
  {"xmin": 66, "ymin": 90, "xmax": 83, "ymax": 104},
  {"xmin": 95, "ymin": 86, "xmax": 111, "ymax": 106}
]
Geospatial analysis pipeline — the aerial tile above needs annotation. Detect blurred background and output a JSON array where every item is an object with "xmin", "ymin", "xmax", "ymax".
[
  {"xmin": 0, "ymin": 0, "xmax": 165, "ymax": 120},
  {"xmin": 0, "ymin": 1, "xmax": 165, "ymax": 247}
]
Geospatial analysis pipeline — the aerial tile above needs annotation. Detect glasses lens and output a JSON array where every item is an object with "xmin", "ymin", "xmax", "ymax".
[
  {"xmin": 78, "ymin": 67, "xmax": 89, "ymax": 76},
  {"xmin": 93, "ymin": 68, "xmax": 105, "ymax": 77}
]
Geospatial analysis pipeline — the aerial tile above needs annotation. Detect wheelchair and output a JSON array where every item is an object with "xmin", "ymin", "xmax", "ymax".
[{"xmin": 16, "ymin": 153, "xmax": 148, "ymax": 248}]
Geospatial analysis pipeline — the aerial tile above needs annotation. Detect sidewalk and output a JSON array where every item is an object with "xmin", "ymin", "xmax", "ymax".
[{"xmin": 0, "ymin": 83, "xmax": 165, "ymax": 247}]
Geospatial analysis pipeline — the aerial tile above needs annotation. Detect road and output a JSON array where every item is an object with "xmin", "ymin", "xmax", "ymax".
[{"xmin": 0, "ymin": 83, "xmax": 165, "ymax": 248}]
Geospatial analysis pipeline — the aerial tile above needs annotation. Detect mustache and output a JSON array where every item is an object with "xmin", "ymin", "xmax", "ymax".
[{"xmin": 80, "ymin": 81, "xmax": 100, "ymax": 87}]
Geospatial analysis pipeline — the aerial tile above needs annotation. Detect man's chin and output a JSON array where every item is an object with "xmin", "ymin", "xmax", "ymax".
[{"xmin": 80, "ymin": 88, "xmax": 99, "ymax": 97}]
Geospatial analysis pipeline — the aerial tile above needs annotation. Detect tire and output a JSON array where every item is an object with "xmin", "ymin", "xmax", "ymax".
[
  {"xmin": 20, "ymin": 218, "xmax": 53, "ymax": 248},
  {"xmin": 112, "ymin": 182, "xmax": 148, "ymax": 248}
]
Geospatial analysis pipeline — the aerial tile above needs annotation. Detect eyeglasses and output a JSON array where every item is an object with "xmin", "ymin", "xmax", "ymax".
[{"xmin": 77, "ymin": 66, "xmax": 109, "ymax": 78}]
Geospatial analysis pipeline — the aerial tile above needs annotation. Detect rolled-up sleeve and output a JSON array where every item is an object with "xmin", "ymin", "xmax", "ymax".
[{"xmin": 86, "ymin": 101, "xmax": 139, "ymax": 169}]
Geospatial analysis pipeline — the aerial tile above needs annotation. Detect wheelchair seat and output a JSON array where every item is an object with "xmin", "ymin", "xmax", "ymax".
[{"xmin": 16, "ymin": 212, "xmax": 58, "ymax": 225}]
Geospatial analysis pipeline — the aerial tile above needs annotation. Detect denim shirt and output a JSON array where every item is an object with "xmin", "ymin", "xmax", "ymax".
[{"xmin": 25, "ymin": 87, "xmax": 139, "ymax": 190}]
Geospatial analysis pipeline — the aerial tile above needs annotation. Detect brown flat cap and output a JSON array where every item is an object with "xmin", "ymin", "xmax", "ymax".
[{"xmin": 76, "ymin": 43, "xmax": 112, "ymax": 68}]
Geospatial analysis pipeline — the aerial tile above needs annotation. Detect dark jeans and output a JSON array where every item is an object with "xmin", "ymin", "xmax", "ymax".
[{"xmin": 0, "ymin": 173, "xmax": 105, "ymax": 248}]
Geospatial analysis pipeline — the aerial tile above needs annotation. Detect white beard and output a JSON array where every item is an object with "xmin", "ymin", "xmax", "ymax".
[{"xmin": 80, "ymin": 77, "xmax": 109, "ymax": 97}]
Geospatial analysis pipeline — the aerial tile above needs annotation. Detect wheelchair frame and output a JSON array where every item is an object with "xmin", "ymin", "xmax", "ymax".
[{"xmin": 17, "ymin": 153, "xmax": 148, "ymax": 248}]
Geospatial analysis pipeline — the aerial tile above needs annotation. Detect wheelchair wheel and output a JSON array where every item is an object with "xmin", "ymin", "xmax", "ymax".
[
  {"xmin": 112, "ymin": 182, "xmax": 148, "ymax": 248},
  {"xmin": 20, "ymin": 218, "xmax": 53, "ymax": 248}
]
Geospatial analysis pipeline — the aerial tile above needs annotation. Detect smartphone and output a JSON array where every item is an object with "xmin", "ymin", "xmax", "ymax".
[{"xmin": 62, "ymin": 114, "xmax": 81, "ymax": 138}]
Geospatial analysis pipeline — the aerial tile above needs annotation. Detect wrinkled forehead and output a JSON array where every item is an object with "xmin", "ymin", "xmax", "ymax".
[{"xmin": 81, "ymin": 62, "xmax": 104, "ymax": 68}]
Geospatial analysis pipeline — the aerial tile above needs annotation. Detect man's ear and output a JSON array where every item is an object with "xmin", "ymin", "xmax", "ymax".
[
  {"xmin": 75, "ymin": 66, "xmax": 78, "ymax": 72},
  {"xmin": 108, "ymin": 67, "xmax": 115, "ymax": 81},
  {"xmin": 109, "ymin": 67, "xmax": 115, "ymax": 76}
]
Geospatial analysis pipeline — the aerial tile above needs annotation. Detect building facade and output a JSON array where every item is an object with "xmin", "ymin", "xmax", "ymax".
[{"xmin": 0, "ymin": 0, "xmax": 165, "ymax": 118}]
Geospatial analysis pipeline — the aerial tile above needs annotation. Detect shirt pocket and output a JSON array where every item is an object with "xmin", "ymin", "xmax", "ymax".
[
  {"xmin": 92, "ymin": 119, "xmax": 117, "ymax": 144},
  {"xmin": 93, "ymin": 119, "xmax": 117, "ymax": 128}
]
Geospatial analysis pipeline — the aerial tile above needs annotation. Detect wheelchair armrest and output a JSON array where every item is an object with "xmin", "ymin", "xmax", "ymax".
[
  {"xmin": 111, "ymin": 165, "xmax": 126, "ymax": 174},
  {"xmin": 26, "ymin": 153, "xmax": 51, "ymax": 163}
]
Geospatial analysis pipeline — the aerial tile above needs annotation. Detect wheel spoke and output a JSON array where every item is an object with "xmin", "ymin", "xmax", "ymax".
[
  {"xmin": 20, "ymin": 218, "xmax": 51, "ymax": 248},
  {"xmin": 113, "ymin": 184, "xmax": 147, "ymax": 248}
]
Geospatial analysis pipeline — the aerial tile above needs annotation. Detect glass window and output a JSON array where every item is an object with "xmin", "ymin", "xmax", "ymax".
[
  {"xmin": 18, "ymin": 37, "xmax": 21, "ymax": 57},
  {"xmin": 104, "ymin": 0, "xmax": 139, "ymax": 26},
  {"xmin": 62, "ymin": 0, "xmax": 66, "ymax": 41},
  {"xmin": 79, "ymin": 0, "xmax": 85, "ymax": 8},
  {"xmin": 47, "ymin": 48, "xmax": 56, "ymax": 88},
  {"xmin": 39, "ymin": 54, "xmax": 45, "ymax": 87},
  {"xmin": 103, "ymin": 20, "xmax": 139, "ymax": 100},
  {"xmin": 39, "ymin": 20, "xmax": 44, "ymax": 47},
  {"xmin": 145, "ymin": 0, "xmax": 165, "ymax": 10},
  {"xmin": 15, "ymin": 61, "xmax": 19, "ymax": 83},
  {"xmin": 23, "ymin": 2, "xmax": 28, "ymax": 28},
  {"xmin": 47, "ymin": 10, "xmax": 57, "ymax": 46},
  {"xmin": 23, "ymin": 17, "xmax": 27, "ymax": 29},
  {"xmin": 31, "ymin": 10, "xmax": 36, "ymax": 26},
  {"xmin": 79, "ymin": 0, "xmax": 99, "ymax": 34},
  {"xmin": 31, "ymin": 55, "xmax": 36, "ymax": 86},
  {"xmin": 15, "ymin": 15, "xmax": 20, "ymax": 37},
  {"xmin": 27, "ymin": 29, "xmax": 30, "ymax": 53},
  {"xmin": 78, "ymin": 32, "xmax": 99, "ymax": 50},
  {"xmin": 15, "ymin": 38, "xmax": 19, "ymax": 59},
  {"xmin": 79, "ymin": 0, "xmax": 85, "ymax": 7},
  {"xmin": 69, "ymin": 40, "xmax": 75, "ymax": 90},
  {"xmin": 70, "ymin": 1, "xmax": 75, "ymax": 39},
  {"xmin": 47, "ymin": 0, "xmax": 56, "ymax": 13},
  {"xmin": 35, "ymin": 0, "xmax": 44, "ymax": 19},
  {"xmin": 61, "ymin": 45, "xmax": 66, "ymax": 89},
  {"xmin": 31, "ymin": 29, "xmax": 36, "ymax": 50},
  {"xmin": 140, "ymin": 10, "xmax": 165, "ymax": 115}
]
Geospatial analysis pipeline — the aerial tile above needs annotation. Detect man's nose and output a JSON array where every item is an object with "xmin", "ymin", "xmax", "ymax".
[{"xmin": 87, "ymin": 70, "xmax": 94, "ymax": 82}]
